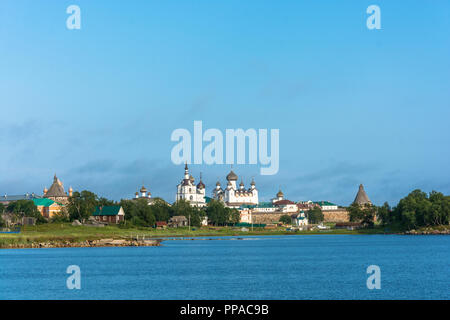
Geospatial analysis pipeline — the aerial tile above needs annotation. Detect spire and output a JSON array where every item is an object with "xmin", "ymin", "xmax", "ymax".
[
  {"xmin": 184, "ymin": 162, "xmax": 189, "ymax": 180},
  {"xmin": 353, "ymin": 184, "xmax": 371, "ymax": 205}
]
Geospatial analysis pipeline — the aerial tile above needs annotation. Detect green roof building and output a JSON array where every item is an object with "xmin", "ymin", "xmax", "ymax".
[{"xmin": 92, "ymin": 206, "xmax": 125, "ymax": 224}]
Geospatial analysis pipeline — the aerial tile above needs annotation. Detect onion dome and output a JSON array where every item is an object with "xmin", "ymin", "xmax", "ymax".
[
  {"xmin": 43, "ymin": 186, "xmax": 48, "ymax": 194},
  {"xmin": 226, "ymin": 170, "xmax": 238, "ymax": 181},
  {"xmin": 197, "ymin": 180, "xmax": 205, "ymax": 189},
  {"xmin": 190, "ymin": 175, "xmax": 195, "ymax": 183},
  {"xmin": 276, "ymin": 189, "xmax": 284, "ymax": 198},
  {"xmin": 135, "ymin": 191, "xmax": 139, "ymax": 196},
  {"xmin": 140, "ymin": 185, "xmax": 147, "ymax": 193},
  {"xmin": 216, "ymin": 181, "xmax": 221, "ymax": 186}
]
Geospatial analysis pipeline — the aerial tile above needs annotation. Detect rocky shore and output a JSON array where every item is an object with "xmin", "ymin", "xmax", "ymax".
[
  {"xmin": 1, "ymin": 238, "xmax": 162, "ymax": 249},
  {"xmin": 403, "ymin": 229, "xmax": 450, "ymax": 235}
]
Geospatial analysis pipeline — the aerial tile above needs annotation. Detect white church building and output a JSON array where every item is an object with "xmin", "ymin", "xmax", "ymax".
[
  {"xmin": 176, "ymin": 163, "xmax": 206, "ymax": 207},
  {"xmin": 212, "ymin": 169, "xmax": 258, "ymax": 208}
]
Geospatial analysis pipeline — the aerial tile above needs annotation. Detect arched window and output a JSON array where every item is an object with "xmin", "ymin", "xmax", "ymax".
[{"xmin": 190, "ymin": 195, "xmax": 193, "ymax": 200}]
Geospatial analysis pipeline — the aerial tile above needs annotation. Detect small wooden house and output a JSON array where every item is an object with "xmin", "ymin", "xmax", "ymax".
[
  {"xmin": 168, "ymin": 216, "xmax": 188, "ymax": 228},
  {"xmin": 155, "ymin": 221, "xmax": 167, "ymax": 229},
  {"xmin": 92, "ymin": 206, "xmax": 125, "ymax": 224}
]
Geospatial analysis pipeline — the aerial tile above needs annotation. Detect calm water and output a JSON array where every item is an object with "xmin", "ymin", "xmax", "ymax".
[{"xmin": 0, "ymin": 235, "xmax": 449, "ymax": 300}]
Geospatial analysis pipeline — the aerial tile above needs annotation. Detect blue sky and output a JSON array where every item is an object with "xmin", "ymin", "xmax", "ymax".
[{"xmin": 0, "ymin": 0, "xmax": 449, "ymax": 206}]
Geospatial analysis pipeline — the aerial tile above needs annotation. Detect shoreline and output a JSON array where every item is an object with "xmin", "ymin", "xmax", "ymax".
[
  {"xmin": 1, "ymin": 224, "xmax": 448, "ymax": 249},
  {"xmin": 2, "ymin": 231, "xmax": 449, "ymax": 249},
  {"xmin": 1, "ymin": 238, "xmax": 162, "ymax": 249}
]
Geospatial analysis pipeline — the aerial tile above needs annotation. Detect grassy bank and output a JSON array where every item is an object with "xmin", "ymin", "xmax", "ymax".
[{"xmin": 0, "ymin": 223, "xmax": 396, "ymax": 247}]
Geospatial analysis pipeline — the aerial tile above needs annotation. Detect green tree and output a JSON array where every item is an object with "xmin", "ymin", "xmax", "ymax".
[
  {"xmin": 206, "ymin": 200, "xmax": 229, "ymax": 226},
  {"xmin": 279, "ymin": 214, "xmax": 292, "ymax": 225},
  {"xmin": 392, "ymin": 189, "xmax": 450, "ymax": 229},
  {"xmin": 98, "ymin": 197, "xmax": 116, "ymax": 206},
  {"xmin": 171, "ymin": 199, "xmax": 205, "ymax": 227},
  {"xmin": 376, "ymin": 202, "xmax": 391, "ymax": 225},
  {"xmin": 67, "ymin": 190, "xmax": 99, "ymax": 222},
  {"xmin": 229, "ymin": 208, "xmax": 240, "ymax": 225},
  {"xmin": 6, "ymin": 200, "xmax": 46, "ymax": 224},
  {"xmin": 151, "ymin": 198, "xmax": 171, "ymax": 222},
  {"xmin": 306, "ymin": 207, "xmax": 324, "ymax": 224},
  {"xmin": 348, "ymin": 203, "xmax": 376, "ymax": 227}
]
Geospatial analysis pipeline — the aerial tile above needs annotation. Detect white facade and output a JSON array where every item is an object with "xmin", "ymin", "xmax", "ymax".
[
  {"xmin": 293, "ymin": 210, "xmax": 308, "ymax": 227},
  {"xmin": 271, "ymin": 190, "xmax": 298, "ymax": 213},
  {"xmin": 239, "ymin": 208, "xmax": 253, "ymax": 224},
  {"xmin": 212, "ymin": 170, "xmax": 258, "ymax": 208},
  {"xmin": 314, "ymin": 201, "xmax": 338, "ymax": 210},
  {"xmin": 176, "ymin": 164, "xmax": 206, "ymax": 207}
]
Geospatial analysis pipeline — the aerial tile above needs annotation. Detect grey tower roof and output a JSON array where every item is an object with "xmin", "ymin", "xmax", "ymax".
[
  {"xmin": 353, "ymin": 184, "xmax": 371, "ymax": 205},
  {"xmin": 46, "ymin": 174, "xmax": 67, "ymax": 197}
]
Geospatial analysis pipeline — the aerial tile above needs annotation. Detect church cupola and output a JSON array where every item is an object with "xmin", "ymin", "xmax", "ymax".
[
  {"xmin": 197, "ymin": 173, "xmax": 205, "ymax": 190},
  {"xmin": 226, "ymin": 170, "xmax": 238, "ymax": 181},
  {"xmin": 140, "ymin": 185, "xmax": 149, "ymax": 198},
  {"xmin": 276, "ymin": 189, "xmax": 284, "ymax": 201}
]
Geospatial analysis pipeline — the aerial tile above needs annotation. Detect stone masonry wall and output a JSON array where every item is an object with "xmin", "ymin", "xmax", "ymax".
[
  {"xmin": 251, "ymin": 212, "xmax": 287, "ymax": 224},
  {"xmin": 322, "ymin": 209, "xmax": 349, "ymax": 222}
]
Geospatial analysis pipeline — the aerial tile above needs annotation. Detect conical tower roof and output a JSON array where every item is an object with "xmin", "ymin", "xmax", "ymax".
[
  {"xmin": 46, "ymin": 174, "xmax": 66, "ymax": 197},
  {"xmin": 353, "ymin": 184, "xmax": 371, "ymax": 205}
]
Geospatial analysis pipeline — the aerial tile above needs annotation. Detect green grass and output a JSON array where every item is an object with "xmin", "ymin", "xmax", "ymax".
[{"xmin": 0, "ymin": 223, "xmax": 397, "ymax": 247}]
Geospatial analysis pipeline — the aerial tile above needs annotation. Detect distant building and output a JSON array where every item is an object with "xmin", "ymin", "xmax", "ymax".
[
  {"xmin": 353, "ymin": 184, "xmax": 372, "ymax": 206},
  {"xmin": 0, "ymin": 193, "xmax": 41, "ymax": 206},
  {"xmin": 155, "ymin": 221, "xmax": 167, "ymax": 229},
  {"xmin": 33, "ymin": 198, "xmax": 63, "ymax": 218},
  {"xmin": 291, "ymin": 210, "xmax": 308, "ymax": 227},
  {"xmin": 271, "ymin": 190, "xmax": 298, "ymax": 213},
  {"xmin": 213, "ymin": 169, "xmax": 258, "ymax": 208},
  {"xmin": 242, "ymin": 190, "xmax": 299, "ymax": 224},
  {"xmin": 176, "ymin": 164, "xmax": 206, "ymax": 207},
  {"xmin": 133, "ymin": 185, "xmax": 157, "ymax": 204},
  {"xmin": 43, "ymin": 174, "xmax": 72, "ymax": 205},
  {"xmin": 92, "ymin": 206, "xmax": 125, "ymax": 224},
  {"xmin": 168, "ymin": 215, "xmax": 188, "ymax": 227},
  {"xmin": 314, "ymin": 201, "xmax": 338, "ymax": 211}
]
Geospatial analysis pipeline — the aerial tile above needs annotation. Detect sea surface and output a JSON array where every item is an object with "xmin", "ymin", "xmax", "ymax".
[{"xmin": 0, "ymin": 235, "xmax": 449, "ymax": 300}]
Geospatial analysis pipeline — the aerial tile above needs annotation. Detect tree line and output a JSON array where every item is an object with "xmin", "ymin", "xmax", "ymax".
[
  {"xmin": 1, "ymin": 188, "xmax": 448, "ymax": 230},
  {"xmin": 348, "ymin": 189, "xmax": 449, "ymax": 229},
  {"xmin": 0, "ymin": 190, "xmax": 240, "ymax": 228}
]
